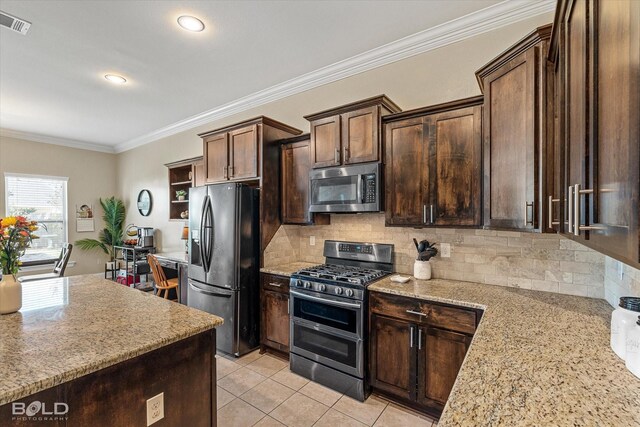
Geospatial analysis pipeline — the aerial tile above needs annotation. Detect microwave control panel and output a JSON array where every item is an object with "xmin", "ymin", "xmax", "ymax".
[{"xmin": 364, "ymin": 174, "xmax": 376, "ymax": 203}]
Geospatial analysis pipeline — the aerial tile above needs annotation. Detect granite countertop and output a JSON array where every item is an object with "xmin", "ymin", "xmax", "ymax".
[
  {"xmin": 260, "ymin": 262, "xmax": 318, "ymax": 277},
  {"xmin": 0, "ymin": 275, "xmax": 223, "ymax": 406},
  {"xmin": 155, "ymin": 251, "xmax": 189, "ymax": 264},
  {"xmin": 368, "ymin": 278, "xmax": 640, "ymax": 426}
]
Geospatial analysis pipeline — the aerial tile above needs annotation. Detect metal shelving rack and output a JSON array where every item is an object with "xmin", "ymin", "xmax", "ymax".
[{"xmin": 113, "ymin": 246, "xmax": 156, "ymax": 291}]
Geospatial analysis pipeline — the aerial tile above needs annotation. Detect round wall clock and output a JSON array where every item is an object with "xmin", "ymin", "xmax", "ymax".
[{"xmin": 137, "ymin": 190, "xmax": 153, "ymax": 216}]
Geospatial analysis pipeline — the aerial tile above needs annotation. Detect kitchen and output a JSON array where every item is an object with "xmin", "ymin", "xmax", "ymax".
[{"xmin": 0, "ymin": 0, "xmax": 639, "ymax": 426}]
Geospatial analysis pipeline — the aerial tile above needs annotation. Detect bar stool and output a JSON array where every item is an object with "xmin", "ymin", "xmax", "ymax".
[{"xmin": 147, "ymin": 254, "xmax": 179, "ymax": 300}]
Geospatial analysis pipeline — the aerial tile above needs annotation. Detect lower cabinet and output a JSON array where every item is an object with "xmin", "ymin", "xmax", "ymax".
[
  {"xmin": 260, "ymin": 273, "xmax": 291, "ymax": 356},
  {"xmin": 369, "ymin": 292, "xmax": 478, "ymax": 417}
]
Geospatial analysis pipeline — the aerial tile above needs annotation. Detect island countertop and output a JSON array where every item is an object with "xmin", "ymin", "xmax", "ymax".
[
  {"xmin": 0, "ymin": 275, "xmax": 223, "ymax": 406},
  {"xmin": 368, "ymin": 278, "xmax": 640, "ymax": 426}
]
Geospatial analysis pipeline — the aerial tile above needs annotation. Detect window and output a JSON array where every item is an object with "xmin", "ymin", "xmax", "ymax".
[{"xmin": 4, "ymin": 173, "xmax": 68, "ymax": 265}]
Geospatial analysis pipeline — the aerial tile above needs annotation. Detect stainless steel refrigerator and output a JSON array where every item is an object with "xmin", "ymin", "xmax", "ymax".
[{"xmin": 187, "ymin": 183, "xmax": 260, "ymax": 357}]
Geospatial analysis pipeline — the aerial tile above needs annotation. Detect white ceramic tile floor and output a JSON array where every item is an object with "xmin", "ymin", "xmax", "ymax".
[{"xmin": 216, "ymin": 350, "xmax": 438, "ymax": 427}]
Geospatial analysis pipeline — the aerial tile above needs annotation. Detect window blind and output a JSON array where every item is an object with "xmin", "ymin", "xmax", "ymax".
[{"xmin": 4, "ymin": 174, "xmax": 68, "ymax": 264}]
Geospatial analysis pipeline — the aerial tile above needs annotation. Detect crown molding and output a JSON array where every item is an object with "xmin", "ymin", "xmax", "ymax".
[
  {"xmin": 0, "ymin": 128, "xmax": 116, "ymax": 153},
  {"xmin": 115, "ymin": 0, "xmax": 554, "ymax": 153}
]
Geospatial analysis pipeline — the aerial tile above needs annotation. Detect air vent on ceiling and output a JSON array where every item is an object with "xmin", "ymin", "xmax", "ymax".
[{"xmin": 0, "ymin": 10, "xmax": 31, "ymax": 35}]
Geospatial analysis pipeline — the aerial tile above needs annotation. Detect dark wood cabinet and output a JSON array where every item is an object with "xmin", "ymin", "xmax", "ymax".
[
  {"xmin": 281, "ymin": 135, "xmax": 330, "ymax": 225},
  {"xmin": 418, "ymin": 327, "xmax": 471, "ymax": 406},
  {"xmin": 369, "ymin": 291, "xmax": 480, "ymax": 418},
  {"xmin": 476, "ymin": 25, "xmax": 554, "ymax": 232},
  {"xmin": 550, "ymin": 0, "xmax": 640, "ymax": 267},
  {"xmin": 260, "ymin": 273, "xmax": 291, "ymax": 357},
  {"xmin": 305, "ymin": 95, "xmax": 401, "ymax": 169},
  {"xmin": 199, "ymin": 117, "xmax": 302, "ymax": 259},
  {"xmin": 384, "ymin": 97, "xmax": 483, "ymax": 227},
  {"xmin": 165, "ymin": 156, "xmax": 204, "ymax": 221}
]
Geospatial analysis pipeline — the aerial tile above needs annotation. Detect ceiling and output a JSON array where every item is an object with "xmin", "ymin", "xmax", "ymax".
[{"xmin": 0, "ymin": 0, "xmax": 547, "ymax": 152}]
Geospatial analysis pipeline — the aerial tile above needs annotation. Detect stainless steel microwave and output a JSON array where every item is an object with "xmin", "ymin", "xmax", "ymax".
[{"xmin": 309, "ymin": 162, "xmax": 382, "ymax": 213}]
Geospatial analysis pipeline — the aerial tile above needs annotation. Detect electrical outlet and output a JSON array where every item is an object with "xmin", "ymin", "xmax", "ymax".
[
  {"xmin": 440, "ymin": 243, "xmax": 451, "ymax": 258},
  {"xmin": 146, "ymin": 393, "xmax": 164, "ymax": 426},
  {"xmin": 310, "ymin": 236, "xmax": 316, "ymax": 246}
]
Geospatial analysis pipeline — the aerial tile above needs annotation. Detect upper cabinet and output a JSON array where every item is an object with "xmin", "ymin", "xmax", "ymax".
[
  {"xmin": 199, "ymin": 117, "xmax": 302, "ymax": 258},
  {"xmin": 305, "ymin": 95, "xmax": 402, "ymax": 169},
  {"xmin": 383, "ymin": 97, "xmax": 483, "ymax": 227},
  {"xmin": 280, "ymin": 134, "xmax": 330, "ymax": 226},
  {"xmin": 476, "ymin": 25, "xmax": 555, "ymax": 232},
  {"xmin": 165, "ymin": 156, "xmax": 204, "ymax": 221},
  {"xmin": 550, "ymin": 0, "xmax": 640, "ymax": 267}
]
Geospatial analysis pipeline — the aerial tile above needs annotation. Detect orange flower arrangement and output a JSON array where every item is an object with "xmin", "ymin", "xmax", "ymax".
[{"xmin": 0, "ymin": 216, "xmax": 41, "ymax": 276}]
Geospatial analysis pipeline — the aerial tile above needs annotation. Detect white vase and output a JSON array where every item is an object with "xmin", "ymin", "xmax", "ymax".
[
  {"xmin": 0, "ymin": 274, "xmax": 22, "ymax": 314},
  {"xmin": 414, "ymin": 260, "xmax": 432, "ymax": 280}
]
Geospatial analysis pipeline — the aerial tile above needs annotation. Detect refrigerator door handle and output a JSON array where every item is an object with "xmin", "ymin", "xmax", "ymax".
[
  {"xmin": 201, "ymin": 195, "xmax": 213, "ymax": 273},
  {"xmin": 189, "ymin": 282, "xmax": 233, "ymax": 298}
]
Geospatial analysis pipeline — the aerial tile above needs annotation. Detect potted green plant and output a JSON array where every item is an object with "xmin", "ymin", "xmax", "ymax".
[
  {"xmin": 75, "ymin": 197, "xmax": 125, "ymax": 268},
  {"xmin": 176, "ymin": 190, "xmax": 187, "ymax": 201},
  {"xmin": 412, "ymin": 238, "xmax": 438, "ymax": 280}
]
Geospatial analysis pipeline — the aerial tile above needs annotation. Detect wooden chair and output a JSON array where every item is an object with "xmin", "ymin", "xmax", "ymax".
[{"xmin": 147, "ymin": 254, "xmax": 179, "ymax": 300}]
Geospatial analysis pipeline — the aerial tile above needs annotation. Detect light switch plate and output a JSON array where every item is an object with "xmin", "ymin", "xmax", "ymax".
[
  {"xmin": 440, "ymin": 243, "xmax": 451, "ymax": 258},
  {"xmin": 618, "ymin": 261, "xmax": 625, "ymax": 280},
  {"xmin": 146, "ymin": 392, "xmax": 164, "ymax": 426},
  {"xmin": 310, "ymin": 236, "xmax": 316, "ymax": 246}
]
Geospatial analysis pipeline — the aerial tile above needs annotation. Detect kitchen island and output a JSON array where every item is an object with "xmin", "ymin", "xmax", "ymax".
[
  {"xmin": 0, "ymin": 275, "xmax": 223, "ymax": 426},
  {"xmin": 369, "ymin": 278, "xmax": 640, "ymax": 426}
]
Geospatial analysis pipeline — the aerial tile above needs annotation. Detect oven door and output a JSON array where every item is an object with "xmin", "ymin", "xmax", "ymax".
[
  {"xmin": 309, "ymin": 163, "xmax": 381, "ymax": 213},
  {"xmin": 290, "ymin": 289, "xmax": 364, "ymax": 377}
]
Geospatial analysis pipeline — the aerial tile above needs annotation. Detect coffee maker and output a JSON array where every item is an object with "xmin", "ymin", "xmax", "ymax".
[{"xmin": 137, "ymin": 227, "xmax": 154, "ymax": 248}]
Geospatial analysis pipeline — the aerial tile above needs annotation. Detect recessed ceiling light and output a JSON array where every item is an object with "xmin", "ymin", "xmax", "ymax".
[
  {"xmin": 104, "ymin": 74, "xmax": 127, "ymax": 84},
  {"xmin": 177, "ymin": 15, "xmax": 205, "ymax": 32}
]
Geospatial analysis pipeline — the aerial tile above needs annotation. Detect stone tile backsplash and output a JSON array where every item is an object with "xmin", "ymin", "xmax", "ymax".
[{"xmin": 263, "ymin": 213, "xmax": 640, "ymax": 306}]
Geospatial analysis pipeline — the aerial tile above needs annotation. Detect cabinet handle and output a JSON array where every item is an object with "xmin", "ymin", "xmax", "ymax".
[
  {"xmin": 335, "ymin": 148, "xmax": 340, "ymax": 164},
  {"xmin": 223, "ymin": 166, "xmax": 228, "ymax": 179},
  {"xmin": 406, "ymin": 309, "xmax": 427, "ymax": 317},
  {"xmin": 524, "ymin": 201, "xmax": 534, "ymax": 226},
  {"xmin": 430, "ymin": 204, "xmax": 434, "ymax": 224},
  {"xmin": 567, "ymin": 186, "xmax": 574, "ymax": 234},
  {"xmin": 573, "ymin": 184, "xmax": 604, "ymax": 235},
  {"xmin": 418, "ymin": 329, "xmax": 423, "ymax": 350},
  {"xmin": 344, "ymin": 147, "xmax": 350, "ymax": 162},
  {"xmin": 548, "ymin": 196, "xmax": 560, "ymax": 228},
  {"xmin": 409, "ymin": 326, "xmax": 415, "ymax": 348},
  {"xmin": 269, "ymin": 282, "xmax": 282, "ymax": 288},
  {"xmin": 228, "ymin": 165, "xmax": 234, "ymax": 178},
  {"xmin": 423, "ymin": 205, "xmax": 427, "ymax": 224}
]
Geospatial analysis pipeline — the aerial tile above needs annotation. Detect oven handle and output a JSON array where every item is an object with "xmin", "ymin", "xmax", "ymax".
[{"xmin": 290, "ymin": 290, "xmax": 362, "ymax": 309}]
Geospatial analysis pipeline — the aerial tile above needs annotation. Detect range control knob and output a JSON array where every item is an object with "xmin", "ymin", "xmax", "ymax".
[
  {"xmin": 335, "ymin": 287, "xmax": 343, "ymax": 295},
  {"xmin": 295, "ymin": 280, "xmax": 303, "ymax": 287},
  {"xmin": 318, "ymin": 284, "xmax": 326, "ymax": 292},
  {"xmin": 303, "ymin": 281, "xmax": 312, "ymax": 289},
  {"xmin": 345, "ymin": 289, "xmax": 354, "ymax": 297}
]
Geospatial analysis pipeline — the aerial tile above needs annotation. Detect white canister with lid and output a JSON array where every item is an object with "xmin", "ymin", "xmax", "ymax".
[
  {"xmin": 611, "ymin": 297, "xmax": 640, "ymax": 360},
  {"xmin": 626, "ymin": 316, "xmax": 640, "ymax": 379}
]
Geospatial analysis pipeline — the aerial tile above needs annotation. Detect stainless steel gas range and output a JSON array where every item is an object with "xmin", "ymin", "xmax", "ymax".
[{"xmin": 289, "ymin": 240, "xmax": 393, "ymax": 401}]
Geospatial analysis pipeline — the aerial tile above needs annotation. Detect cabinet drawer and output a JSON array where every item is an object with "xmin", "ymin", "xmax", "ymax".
[
  {"xmin": 370, "ymin": 292, "xmax": 476, "ymax": 335},
  {"xmin": 261, "ymin": 273, "xmax": 290, "ymax": 293}
]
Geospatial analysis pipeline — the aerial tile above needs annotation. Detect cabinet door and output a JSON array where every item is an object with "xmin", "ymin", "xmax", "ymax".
[
  {"xmin": 369, "ymin": 314, "xmax": 416, "ymax": 401},
  {"xmin": 193, "ymin": 160, "xmax": 205, "ymax": 187},
  {"xmin": 417, "ymin": 327, "xmax": 470, "ymax": 406},
  {"xmin": 428, "ymin": 106, "xmax": 482, "ymax": 226},
  {"xmin": 203, "ymin": 133, "xmax": 228, "ymax": 183},
  {"xmin": 385, "ymin": 117, "xmax": 428, "ymax": 226},
  {"xmin": 587, "ymin": 0, "xmax": 639, "ymax": 265},
  {"xmin": 483, "ymin": 48, "xmax": 537, "ymax": 230},
  {"xmin": 229, "ymin": 125, "xmax": 259, "ymax": 180},
  {"xmin": 342, "ymin": 106, "xmax": 380, "ymax": 164},
  {"xmin": 262, "ymin": 289, "xmax": 290, "ymax": 352},
  {"xmin": 282, "ymin": 141, "xmax": 312, "ymax": 224},
  {"xmin": 310, "ymin": 115, "xmax": 341, "ymax": 168},
  {"xmin": 563, "ymin": 0, "xmax": 589, "ymax": 238}
]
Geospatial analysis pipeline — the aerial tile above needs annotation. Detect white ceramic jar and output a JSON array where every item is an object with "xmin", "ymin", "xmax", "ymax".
[
  {"xmin": 414, "ymin": 260, "xmax": 432, "ymax": 280},
  {"xmin": 626, "ymin": 316, "xmax": 640, "ymax": 379},
  {"xmin": 611, "ymin": 297, "xmax": 640, "ymax": 360}
]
